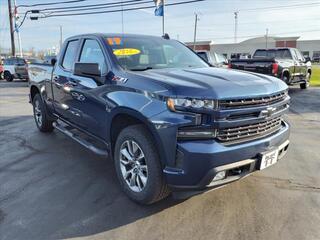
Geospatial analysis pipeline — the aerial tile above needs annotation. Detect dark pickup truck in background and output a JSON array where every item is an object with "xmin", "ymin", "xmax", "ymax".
[
  {"xmin": 230, "ymin": 48, "xmax": 312, "ymax": 89},
  {"xmin": 28, "ymin": 33, "xmax": 290, "ymax": 204}
]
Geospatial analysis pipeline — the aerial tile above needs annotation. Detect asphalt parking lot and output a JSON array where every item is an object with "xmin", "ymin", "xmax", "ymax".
[{"xmin": 0, "ymin": 80, "xmax": 320, "ymax": 240}]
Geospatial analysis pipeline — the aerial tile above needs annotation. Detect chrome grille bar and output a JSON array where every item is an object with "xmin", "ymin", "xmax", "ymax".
[
  {"xmin": 219, "ymin": 91, "xmax": 287, "ymax": 109},
  {"xmin": 217, "ymin": 117, "xmax": 282, "ymax": 142}
]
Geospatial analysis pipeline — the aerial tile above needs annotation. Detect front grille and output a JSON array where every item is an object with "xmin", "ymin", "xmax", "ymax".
[
  {"xmin": 217, "ymin": 117, "xmax": 282, "ymax": 143},
  {"xmin": 219, "ymin": 91, "xmax": 287, "ymax": 109}
]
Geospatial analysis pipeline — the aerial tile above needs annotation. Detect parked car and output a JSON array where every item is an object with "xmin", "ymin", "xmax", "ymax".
[
  {"xmin": 28, "ymin": 33, "xmax": 290, "ymax": 204},
  {"xmin": 25, "ymin": 58, "xmax": 43, "ymax": 64},
  {"xmin": 196, "ymin": 50, "xmax": 228, "ymax": 68},
  {"xmin": 229, "ymin": 48, "xmax": 312, "ymax": 89},
  {"xmin": 3, "ymin": 57, "xmax": 28, "ymax": 82},
  {"xmin": 312, "ymin": 56, "xmax": 320, "ymax": 63},
  {"xmin": 0, "ymin": 61, "xmax": 3, "ymax": 80},
  {"xmin": 43, "ymin": 55, "xmax": 57, "ymax": 65}
]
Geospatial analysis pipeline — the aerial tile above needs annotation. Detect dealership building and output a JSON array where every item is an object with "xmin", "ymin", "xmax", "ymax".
[{"xmin": 187, "ymin": 36, "xmax": 320, "ymax": 60}]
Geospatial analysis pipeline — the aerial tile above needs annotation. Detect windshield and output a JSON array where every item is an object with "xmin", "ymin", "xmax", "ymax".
[
  {"xmin": 253, "ymin": 49, "xmax": 292, "ymax": 59},
  {"xmin": 106, "ymin": 36, "xmax": 208, "ymax": 71}
]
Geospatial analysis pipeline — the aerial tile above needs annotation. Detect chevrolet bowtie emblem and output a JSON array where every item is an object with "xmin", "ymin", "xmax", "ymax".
[{"xmin": 260, "ymin": 107, "xmax": 277, "ymax": 118}]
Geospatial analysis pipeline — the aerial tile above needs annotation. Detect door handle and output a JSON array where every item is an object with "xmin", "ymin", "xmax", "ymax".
[
  {"xmin": 69, "ymin": 80, "xmax": 78, "ymax": 86},
  {"xmin": 53, "ymin": 77, "xmax": 63, "ymax": 88}
]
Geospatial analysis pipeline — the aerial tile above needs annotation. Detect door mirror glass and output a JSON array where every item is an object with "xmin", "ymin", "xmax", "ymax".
[
  {"xmin": 304, "ymin": 56, "xmax": 311, "ymax": 63},
  {"xmin": 74, "ymin": 62, "xmax": 101, "ymax": 77}
]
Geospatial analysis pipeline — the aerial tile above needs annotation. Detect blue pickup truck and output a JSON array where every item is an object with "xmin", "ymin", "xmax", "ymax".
[{"xmin": 28, "ymin": 33, "xmax": 290, "ymax": 204}]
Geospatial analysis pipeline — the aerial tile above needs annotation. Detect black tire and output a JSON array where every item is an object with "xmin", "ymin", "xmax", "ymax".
[
  {"xmin": 300, "ymin": 72, "xmax": 310, "ymax": 89},
  {"xmin": 0, "ymin": 71, "xmax": 3, "ymax": 80},
  {"xmin": 281, "ymin": 74, "xmax": 289, "ymax": 84},
  {"xmin": 114, "ymin": 124, "xmax": 170, "ymax": 204},
  {"xmin": 32, "ymin": 94, "xmax": 54, "ymax": 132},
  {"xmin": 4, "ymin": 71, "xmax": 13, "ymax": 82}
]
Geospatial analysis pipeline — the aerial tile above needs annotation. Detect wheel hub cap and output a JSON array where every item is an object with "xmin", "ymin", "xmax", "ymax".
[{"xmin": 119, "ymin": 140, "xmax": 148, "ymax": 192}]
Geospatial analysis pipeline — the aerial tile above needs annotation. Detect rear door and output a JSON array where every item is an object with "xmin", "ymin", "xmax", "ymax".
[
  {"xmin": 290, "ymin": 49, "xmax": 301, "ymax": 81},
  {"xmin": 52, "ymin": 39, "xmax": 80, "ymax": 121},
  {"xmin": 294, "ymin": 49, "xmax": 307, "ymax": 79}
]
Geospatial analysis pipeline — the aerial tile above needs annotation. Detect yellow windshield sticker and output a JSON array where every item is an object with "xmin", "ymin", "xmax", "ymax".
[{"xmin": 113, "ymin": 48, "xmax": 141, "ymax": 56}]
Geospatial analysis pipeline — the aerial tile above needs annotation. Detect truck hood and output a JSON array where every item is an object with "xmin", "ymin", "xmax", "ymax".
[{"xmin": 130, "ymin": 67, "xmax": 287, "ymax": 99}]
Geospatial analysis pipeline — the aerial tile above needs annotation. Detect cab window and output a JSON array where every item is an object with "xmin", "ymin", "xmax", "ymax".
[
  {"xmin": 79, "ymin": 39, "xmax": 106, "ymax": 74},
  {"xmin": 62, "ymin": 40, "xmax": 79, "ymax": 71}
]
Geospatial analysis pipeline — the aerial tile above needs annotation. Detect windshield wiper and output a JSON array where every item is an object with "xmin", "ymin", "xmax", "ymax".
[{"xmin": 129, "ymin": 66, "xmax": 153, "ymax": 71}]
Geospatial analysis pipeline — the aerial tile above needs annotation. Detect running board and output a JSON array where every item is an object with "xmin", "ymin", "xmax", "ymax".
[{"xmin": 53, "ymin": 122, "xmax": 108, "ymax": 156}]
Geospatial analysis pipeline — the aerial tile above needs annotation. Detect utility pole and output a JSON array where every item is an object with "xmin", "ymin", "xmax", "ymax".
[
  {"xmin": 193, "ymin": 13, "xmax": 199, "ymax": 50},
  {"xmin": 265, "ymin": 28, "xmax": 269, "ymax": 49},
  {"xmin": 234, "ymin": 11, "xmax": 238, "ymax": 43},
  {"xmin": 162, "ymin": 1, "xmax": 165, "ymax": 36},
  {"xmin": 59, "ymin": 25, "xmax": 63, "ymax": 50},
  {"xmin": 8, "ymin": 0, "xmax": 16, "ymax": 56}
]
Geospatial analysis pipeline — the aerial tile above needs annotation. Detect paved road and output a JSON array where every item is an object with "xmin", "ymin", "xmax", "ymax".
[{"xmin": 0, "ymin": 81, "xmax": 320, "ymax": 240}]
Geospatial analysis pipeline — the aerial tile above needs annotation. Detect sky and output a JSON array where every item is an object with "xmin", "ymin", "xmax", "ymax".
[{"xmin": 0, "ymin": 0, "xmax": 320, "ymax": 52}]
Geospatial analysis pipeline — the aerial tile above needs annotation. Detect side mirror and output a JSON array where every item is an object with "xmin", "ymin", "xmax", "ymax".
[
  {"xmin": 74, "ymin": 62, "xmax": 101, "ymax": 76},
  {"xmin": 304, "ymin": 56, "xmax": 311, "ymax": 63},
  {"xmin": 51, "ymin": 58, "xmax": 57, "ymax": 66}
]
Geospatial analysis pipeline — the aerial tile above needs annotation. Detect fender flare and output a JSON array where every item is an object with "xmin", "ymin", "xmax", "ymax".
[
  {"xmin": 107, "ymin": 107, "xmax": 168, "ymax": 166},
  {"xmin": 281, "ymin": 69, "xmax": 290, "ymax": 80}
]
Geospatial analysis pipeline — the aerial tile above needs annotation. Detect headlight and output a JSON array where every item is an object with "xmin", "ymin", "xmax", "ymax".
[{"xmin": 167, "ymin": 98, "xmax": 216, "ymax": 111}]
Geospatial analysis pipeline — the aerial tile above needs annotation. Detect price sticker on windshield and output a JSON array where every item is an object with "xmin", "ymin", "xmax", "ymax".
[{"xmin": 113, "ymin": 48, "xmax": 141, "ymax": 56}]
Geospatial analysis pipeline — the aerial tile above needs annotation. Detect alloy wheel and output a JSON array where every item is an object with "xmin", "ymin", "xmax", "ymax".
[
  {"xmin": 119, "ymin": 140, "xmax": 148, "ymax": 192},
  {"xmin": 34, "ymin": 100, "xmax": 43, "ymax": 127}
]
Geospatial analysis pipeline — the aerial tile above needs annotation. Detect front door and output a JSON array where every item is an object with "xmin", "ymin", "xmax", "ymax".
[{"xmin": 63, "ymin": 38, "xmax": 110, "ymax": 139}]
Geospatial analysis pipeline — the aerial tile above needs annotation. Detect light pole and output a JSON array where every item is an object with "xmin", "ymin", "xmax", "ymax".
[
  {"xmin": 193, "ymin": 13, "xmax": 200, "ymax": 50},
  {"xmin": 265, "ymin": 28, "xmax": 269, "ymax": 49},
  {"xmin": 14, "ymin": 0, "xmax": 23, "ymax": 57},
  {"xmin": 234, "ymin": 11, "xmax": 238, "ymax": 43}
]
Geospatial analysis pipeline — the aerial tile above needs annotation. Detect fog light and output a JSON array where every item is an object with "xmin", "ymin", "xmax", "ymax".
[{"xmin": 212, "ymin": 171, "xmax": 226, "ymax": 181}]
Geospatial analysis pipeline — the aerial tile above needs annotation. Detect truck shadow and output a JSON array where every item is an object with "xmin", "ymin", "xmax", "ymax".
[{"xmin": 0, "ymin": 116, "xmax": 184, "ymax": 239}]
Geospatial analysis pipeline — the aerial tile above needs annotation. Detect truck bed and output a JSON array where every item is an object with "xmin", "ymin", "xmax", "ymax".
[
  {"xmin": 230, "ymin": 58, "xmax": 276, "ymax": 75},
  {"xmin": 28, "ymin": 63, "xmax": 53, "ymax": 84}
]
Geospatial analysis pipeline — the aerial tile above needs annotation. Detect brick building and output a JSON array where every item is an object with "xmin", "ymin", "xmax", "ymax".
[{"xmin": 187, "ymin": 36, "xmax": 320, "ymax": 60}]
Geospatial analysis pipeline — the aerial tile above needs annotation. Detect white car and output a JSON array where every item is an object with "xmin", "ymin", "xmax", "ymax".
[
  {"xmin": 196, "ymin": 51, "xmax": 228, "ymax": 68},
  {"xmin": 3, "ymin": 57, "xmax": 28, "ymax": 82}
]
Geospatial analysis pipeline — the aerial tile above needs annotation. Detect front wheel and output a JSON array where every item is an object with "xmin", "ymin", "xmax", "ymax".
[
  {"xmin": 4, "ymin": 71, "xmax": 13, "ymax": 82},
  {"xmin": 300, "ymin": 72, "xmax": 310, "ymax": 89},
  {"xmin": 114, "ymin": 125, "xmax": 170, "ymax": 204},
  {"xmin": 32, "ymin": 94, "xmax": 54, "ymax": 132}
]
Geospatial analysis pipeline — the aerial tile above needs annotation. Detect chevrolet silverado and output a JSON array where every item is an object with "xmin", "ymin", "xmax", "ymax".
[{"xmin": 28, "ymin": 34, "xmax": 290, "ymax": 204}]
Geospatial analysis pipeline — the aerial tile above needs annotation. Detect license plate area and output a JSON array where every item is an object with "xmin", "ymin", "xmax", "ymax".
[{"xmin": 259, "ymin": 149, "xmax": 279, "ymax": 170}]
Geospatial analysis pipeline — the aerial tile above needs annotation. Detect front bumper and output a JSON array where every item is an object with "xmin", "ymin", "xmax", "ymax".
[{"xmin": 164, "ymin": 120, "xmax": 290, "ymax": 190}]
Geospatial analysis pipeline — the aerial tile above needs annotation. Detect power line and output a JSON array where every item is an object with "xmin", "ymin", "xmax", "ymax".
[
  {"xmin": 238, "ymin": 2, "xmax": 320, "ymax": 12},
  {"xmin": 41, "ymin": 0, "xmax": 153, "ymax": 15},
  {"xmin": 18, "ymin": 0, "xmax": 144, "ymax": 14},
  {"xmin": 17, "ymin": 0, "xmax": 86, "ymax": 8},
  {"xmin": 36, "ymin": 0, "xmax": 205, "ymax": 18}
]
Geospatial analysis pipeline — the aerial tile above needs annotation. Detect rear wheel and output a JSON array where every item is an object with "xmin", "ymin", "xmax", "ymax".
[
  {"xmin": 4, "ymin": 71, "xmax": 13, "ymax": 82},
  {"xmin": 300, "ymin": 72, "xmax": 310, "ymax": 89},
  {"xmin": 281, "ymin": 73, "xmax": 289, "ymax": 84},
  {"xmin": 32, "ymin": 94, "xmax": 54, "ymax": 132},
  {"xmin": 114, "ymin": 125, "xmax": 170, "ymax": 204}
]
